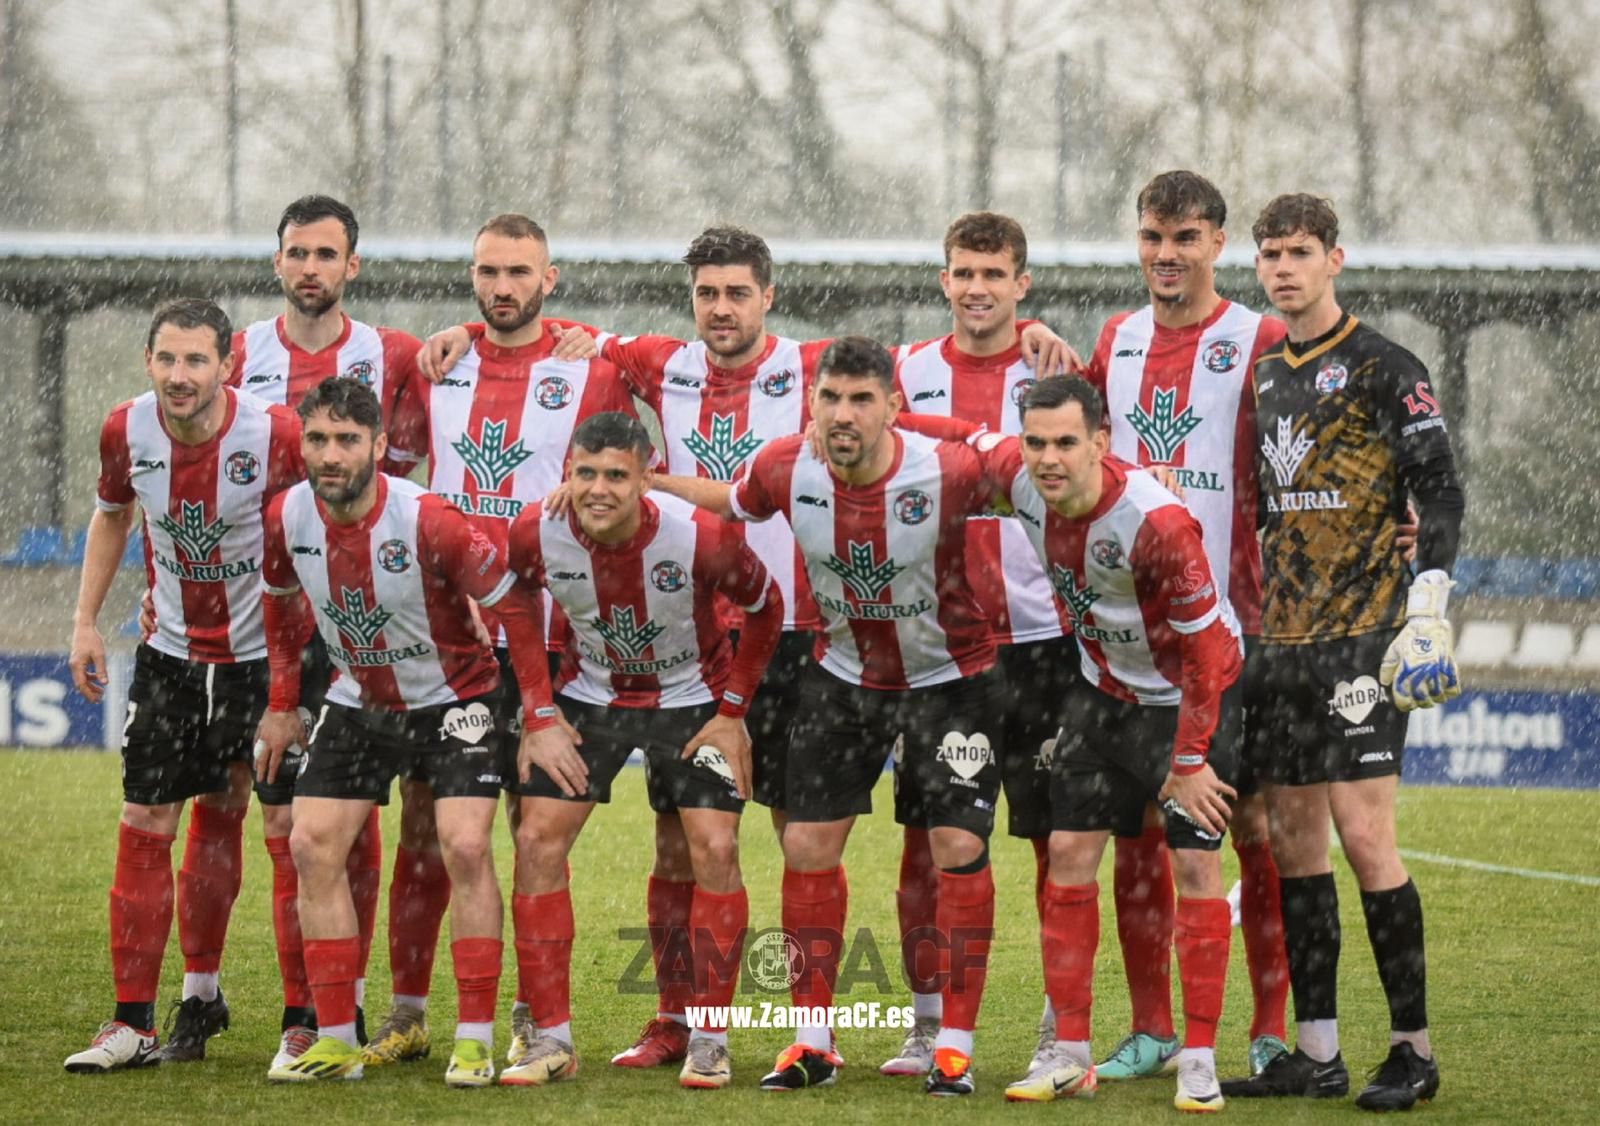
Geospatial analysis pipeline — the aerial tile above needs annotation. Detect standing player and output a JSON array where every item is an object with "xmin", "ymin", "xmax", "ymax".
[
  {"xmin": 367, "ymin": 213, "xmax": 635, "ymax": 1067},
  {"xmin": 887, "ymin": 212, "xmax": 1086, "ymax": 1076},
  {"xmin": 254, "ymin": 377, "xmax": 545, "ymax": 1086},
  {"xmin": 1081, "ymin": 171, "xmax": 1291, "ymax": 1082},
  {"xmin": 502, "ymin": 411, "xmax": 783, "ymax": 1091},
  {"xmin": 657, "ymin": 337, "xmax": 1002, "ymax": 1098},
  {"xmin": 65, "ymin": 299, "xmax": 304, "ymax": 1072},
  {"xmin": 1221, "ymin": 194, "xmax": 1462, "ymax": 1112}
]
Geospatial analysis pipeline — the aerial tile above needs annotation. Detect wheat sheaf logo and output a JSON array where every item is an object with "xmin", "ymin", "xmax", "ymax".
[
  {"xmin": 323, "ymin": 587, "xmax": 393, "ymax": 649},
  {"xmin": 157, "ymin": 501, "xmax": 230, "ymax": 561},
  {"xmin": 452, "ymin": 418, "xmax": 533, "ymax": 491},
  {"xmin": 824, "ymin": 541, "xmax": 905, "ymax": 601}
]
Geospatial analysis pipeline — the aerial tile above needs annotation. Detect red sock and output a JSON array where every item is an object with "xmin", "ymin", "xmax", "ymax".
[
  {"xmin": 783, "ymin": 866, "xmax": 845, "ymax": 1010},
  {"xmin": 648, "ymin": 875, "xmax": 695, "ymax": 1017},
  {"xmin": 347, "ymin": 808, "xmax": 383, "ymax": 977},
  {"xmin": 937, "ymin": 864, "xmax": 995, "ymax": 1032},
  {"xmin": 304, "ymin": 936, "xmax": 361, "ymax": 1028},
  {"xmin": 896, "ymin": 828, "xmax": 940, "ymax": 994},
  {"xmin": 1175, "ymin": 897, "xmax": 1232, "ymax": 1049},
  {"xmin": 689, "ymin": 886, "xmax": 748, "ymax": 1030},
  {"xmin": 1236, "ymin": 841, "xmax": 1289, "ymax": 1041},
  {"xmin": 1114, "ymin": 827, "xmax": 1176, "ymax": 1039},
  {"xmin": 389, "ymin": 845, "xmax": 451, "ymax": 998},
  {"xmin": 177, "ymin": 803, "xmax": 246, "ymax": 975},
  {"xmin": 1030, "ymin": 836, "xmax": 1050, "ymax": 921},
  {"xmin": 452, "ymin": 936, "xmax": 503, "ymax": 1025},
  {"xmin": 265, "ymin": 835, "xmax": 311, "ymax": 1007},
  {"xmin": 1041, "ymin": 880, "xmax": 1099, "ymax": 1040},
  {"xmin": 513, "ymin": 890, "xmax": 574, "ymax": 1027},
  {"xmin": 110, "ymin": 823, "xmax": 175, "ymax": 1004}
]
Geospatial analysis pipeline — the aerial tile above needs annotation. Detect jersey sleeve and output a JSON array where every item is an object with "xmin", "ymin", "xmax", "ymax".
[
  {"xmin": 600, "ymin": 334, "xmax": 688, "ymax": 409},
  {"xmin": 95, "ymin": 405, "xmax": 136, "ymax": 511},
  {"xmin": 378, "ymin": 328, "xmax": 427, "ymax": 470},
  {"xmin": 265, "ymin": 406, "xmax": 306, "ymax": 497},
  {"xmin": 223, "ymin": 330, "xmax": 247, "ymax": 389},
  {"xmin": 973, "ymin": 432, "xmax": 1026, "ymax": 504},
  {"xmin": 1083, "ymin": 317, "xmax": 1119, "ymax": 392},
  {"xmin": 261, "ymin": 491, "xmax": 300, "ymax": 595},
  {"xmin": 898, "ymin": 413, "xmax": 984, "ymax": 442},
  {"xmin": 418, "ymin": 494, "xmax": 515, "ymax": 607},
  {"xmin": 698, "ymin": 515, "xmax": 783, "ymax": 718},
  {"xmin": 504, "ymin": 506, "xmax": 559, "ymax": 729},
  {"xmin": 729, "ymin": 436, "xmax": 799, "ymax": 524},
  {"xmin": 1370, "ymin": 340, "xmax": 1455, "ymax": 471}
]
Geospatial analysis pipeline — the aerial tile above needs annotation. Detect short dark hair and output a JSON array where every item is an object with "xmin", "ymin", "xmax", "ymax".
[
  {"xmin": 817, "ymin": 335, "xmax": 896, "ymax": 392},
  {"xmin": 1019, "ymin": 375, "xmax": 1104, "ymax": 432},
  {"xmin": 571, "ymin": 410, "xmax": 654, "ymax": 463},
  {"xmin": 682, "ymin": 226, "xmax": 773, "ymax": 288},
  {"xmin": 1252, "ymin": 193, "xmax": 1340, "ymax": 250},
  {"xmin": 147, "ymin": 297, "xmax": 232, "ymax": 358},
  {"xmin": 277, "ymin": 194, "xmax": 359, "ymax": 251},
  {"xmin": 1137, "ymin": 170, "xmax": 1227, "ymax": 227},
  {"xmin": 296, "ymin": 375, "xmax": 383, "ymax": 433},
  {"xmin": 476, "ymin": 213, "xmax": 549, "ymax": 245},
  {"xmin": 944, "ymin": 211, "xmax": 1028, "ymax": 274}
]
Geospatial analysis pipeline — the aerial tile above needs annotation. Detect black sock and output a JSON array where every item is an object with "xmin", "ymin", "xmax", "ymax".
[
  {"xmin": 1361, "ymin": 879, "xmax": 1428, "ymax": 1033},
  {"xmin": 1280, "ymin": 872, "xmax": 1341, "ymax": 1023},
  {"xmin": 282, "ymin": 1005, "xmax": 318, "ymax": 1033},
  {"xmin": 115, "ymin": 1001, "xmax": 155, "ymax": 1032}
]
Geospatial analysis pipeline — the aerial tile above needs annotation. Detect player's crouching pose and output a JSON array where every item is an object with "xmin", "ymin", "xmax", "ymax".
[
  {"xmin": 254, "ymin": 377, "xmax": 546, "ymax": 1086},
  {"xmin": 502, "ymin": 411, "xmax": 783, "ymax": 1090},
  {"xmin": 913, "ymin": 376, "xmax": 1245, "ymax": 1111},
  {"xmin": 66, "ymin": 299, "xmax": 305, "ymax": 1074}
]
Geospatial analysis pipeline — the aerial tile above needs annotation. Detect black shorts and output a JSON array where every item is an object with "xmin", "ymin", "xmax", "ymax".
[
  {"xmin": 255, "ymin": 633, "xmax": 336, "ymax": 807},
  {"xmin": 742, "ymin": 629, "xmax": 813, "ymax": 811},
  {"xmin": 997, "ymin": 635, "xmax": 1081, "ymax": 839},
  {"xmin": 1246, "ymin": 629, "xmax": 1408, "ymax": 786},
  {"xmin": 787, "ymin": 664, "xmax": 1003, "ymax": 837},
  {"xmin": 296, "ymin": 692, "xmax": 506, "ymax": 803},
  {"xmin": 121, "ymin": 644, "xmax": 265, "ymax": 806},
  {"xmin": 1051, "ymin": 679, "xmax": 1242, "ymax": 852},
  {"xmin": 1232, "ymin": 635, "xmax": 1262, "ymax": 799},
  {"xmin": 511, "ymin": 697, "xmax": 742, "ymax": 814}
]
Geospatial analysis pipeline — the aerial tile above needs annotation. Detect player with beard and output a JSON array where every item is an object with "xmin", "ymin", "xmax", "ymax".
[
  {"xmin": 1077, "ymin": 171, "xmax": 1292, "ymax": 1084},
  {"xmin": 66, "ymin": 299, "xmax": 305, "ymax": 1074},
  {"xmin": 255, "ymin": 377, "xmax": 545, "ymax": 1086},
  {"xmin": 368, "ymin": 214, "xmax": 635, "ymax": 1068},
  {"xmin": 420, "ymin": 225, "xmax": 1073, "ymax": 1070}
]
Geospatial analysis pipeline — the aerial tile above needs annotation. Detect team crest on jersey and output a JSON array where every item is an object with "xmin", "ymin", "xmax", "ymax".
[
  {"xmin": 452, "ymin": 418, "xmax": 532, "ymax": 491},
  {"xmin": 224, "ymin": 450, "xmax": 260, "ymax": 486},
  {"xmin": 1315, "ymin": 363, "xmax": 1350, "ymax": 395},
  {"xmin": 157, "ymin": 501, "xmax": 230, "ymax": 561},
  {"xmin": 758, "ymin": 368, "xmax": 796, "ymax": 397},
  {"xmin": 1090, "ymin": 538, "xmax": 1124, "ymax": 570},
  {"xmin": 1011, "ymin": 377, "xmax": 1036, "ymax": 406},
  {"xmin": 892, "ymin": 489, "xmax": 932, "ymax": 525},
  {"xmin": 683, "ymin": 413, "xmax": 762, "ymax": 481},
  {"xmin": 650, "ymin": 560, "xmax": 687, "ymax": 593},
  {"xmin": 343, "ymin": 359, "xmax": 375, "ymax": 386},
  {"xmin": 1126, "ymin": 386, "xmax": 1203, "ymax": 463},
  {"xmin": 1202, "ymin": 339, "xmax": 1241, "ymax": 373},
  {"xmin": 825, "ymin": 541, "xmax": 905, "ymax": 600},
  {"xmin": 593, "ymin": 605, "xmax": 665, "ymax": 660},
  {"xmin": 535, "ymin": 375, "xmax": 575, "ymax": 409},
  {"xmin": 377, "ymin": 538, "xmax": 412, "ymax": 573}
]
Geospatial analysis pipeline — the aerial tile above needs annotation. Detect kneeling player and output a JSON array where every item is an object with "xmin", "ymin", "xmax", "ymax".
[
  {"xmin": 254, "ymin": 377, "xmax": 545, "ymax": 1086},
  {"xmin": 502, "ymin": 412, "xmax": 783, "ymax": 1090},
  {"xmin": 930, "ymin": 377, "xmax": 1243, "ymax": 1110}
]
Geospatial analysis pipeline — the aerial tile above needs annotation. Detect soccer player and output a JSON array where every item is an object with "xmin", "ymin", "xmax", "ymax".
[
  {"xmin": 369, "ymin": 212, "xmax": 635, "ymax": 1067},
  {"xmin": 1080, "ymin": 171, "xmax": 1292, "ymax": 1082},
  {"xmin": 254, "ymin": 377, "xmax": 544, "ymax": 1086},
  {"xmin": 65, "ymin": 298, "xmax": 305, "ymax": 1073},
  {"xmin": 501, "ymin": 411, "xmax": 784, "ymax": 1090},
  {"xmin": 1220, "ymin": 194, "xmax": 1462, "ymax": 1112},
  {"xmin": 656, "ymin": 336, "xmax": 1002, "ymax": 1097},
  {"xmin": 900, "ymin": 376, "xmax": 1244, "ymax": 1110},
  {"xmin": 887, "ymin": 212, "xmax": 1087, "ymax": 1077}
]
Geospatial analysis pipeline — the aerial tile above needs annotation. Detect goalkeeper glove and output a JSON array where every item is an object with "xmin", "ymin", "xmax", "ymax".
[{"xmin": 1378, "ymin": 569, "xmax": 1462, "ymax": 712}]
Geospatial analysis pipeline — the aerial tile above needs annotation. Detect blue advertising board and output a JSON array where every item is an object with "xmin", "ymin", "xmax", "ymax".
[
  {"xmin": 0, "ymin": 653, "xmax": 113, "ymax": 748},
  {"xmin": 1403, "ymin": 690, "xmax": 1600, "ymax": 788}
]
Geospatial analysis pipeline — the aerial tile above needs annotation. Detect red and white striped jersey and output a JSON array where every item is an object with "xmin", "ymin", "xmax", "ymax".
[
  {"xmin": 96, "ymin": 388, "xmax": 304, "ymax": 664},
  {"xmin": 981, "ymin": 443, "xmax": 1242, "ymax": 707},
  {"xmin": 228, "ymin": 314, "xmax": 423, "ymax": 467},
  {"xmin": 732, "ymin": 430, "xmax": 994, "ymax": 690},
  {"xmin": 510, "ymin": 495, "xmax": 776, "ymax": 709},
  {"xmin": 604, "ymin": 332, "xmax": 829, "ymax": 632},
  {"xmin": 262, "ymin": 475, "xmax": 510, "ymax": 711},
  {"xmin": 893, "ymin": 335, "xmax": 1062, "ymax": 645},
  {"xmin": 1085, "ymin": 300, "xmax": 1285, "ymax": 635},
  {"xmin": 395, "ymin": 334, "xmax": 636, "ymax": 647}
]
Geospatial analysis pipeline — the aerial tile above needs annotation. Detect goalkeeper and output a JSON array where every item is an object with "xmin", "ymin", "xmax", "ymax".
[{"xmin": 1219, "ymin": 193, "xmax": 1463, "ymax": 1114}]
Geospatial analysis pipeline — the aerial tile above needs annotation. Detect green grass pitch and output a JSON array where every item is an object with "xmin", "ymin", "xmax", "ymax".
[{"xmin": 3, "ymin": 748, "xmax": 1597, "ymax": 1122}]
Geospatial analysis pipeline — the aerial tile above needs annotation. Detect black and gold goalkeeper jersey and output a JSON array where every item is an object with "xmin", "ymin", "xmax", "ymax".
[{"xmin": 1253, "ymin": 312, "xmax": 1456, "ymax": 644}]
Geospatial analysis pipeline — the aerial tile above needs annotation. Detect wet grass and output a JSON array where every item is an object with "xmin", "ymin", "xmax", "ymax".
[{"xmin": 2, "ymin": 748, "xmax": 1596, "ymax": 1122}]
